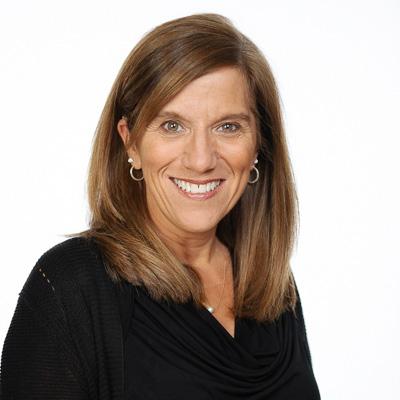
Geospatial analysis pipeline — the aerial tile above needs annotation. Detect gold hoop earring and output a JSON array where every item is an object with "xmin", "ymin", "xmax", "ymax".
[
  {"xmin": 127, "ymin": 157, "xmax": 144, "ymax": 181},
  {"xmin": 248, "ymin": 158, "xmax": 259, "ymax": 184}
]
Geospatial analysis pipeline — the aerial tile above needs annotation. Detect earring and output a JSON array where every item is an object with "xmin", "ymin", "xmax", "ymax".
[
  {"xmin": 248, "ymin": 158, "xmax": 259, "ymax": 184},
  {"xmin": 127, "ymin": 157, "xmax": 144, "ymax": 181}
]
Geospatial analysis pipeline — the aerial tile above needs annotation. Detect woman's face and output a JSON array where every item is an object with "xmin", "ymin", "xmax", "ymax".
[{"xmin": 118, "ymin": 66, "xmax": 258, "ymax": 237}]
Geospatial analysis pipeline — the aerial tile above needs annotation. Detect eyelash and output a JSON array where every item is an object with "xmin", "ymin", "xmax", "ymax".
[{"xmin": 161, "ymin": 120, "xmax": 241, "ymax": 134}]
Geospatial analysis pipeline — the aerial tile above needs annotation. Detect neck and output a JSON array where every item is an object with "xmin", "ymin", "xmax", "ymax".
[
  {"xmin": 159, "ymin": 228, "xmax": 230, "ymax": 286},
  {"xmin": 156, "ymin": 225, "xmax": 221, "ymax": 268},
  {"xmin": 146, "ymin": 208, "xmax": 230, "ymax": 282}
]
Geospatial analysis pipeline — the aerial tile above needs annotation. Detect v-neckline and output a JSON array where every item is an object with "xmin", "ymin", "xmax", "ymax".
[
  {"xmin": 202, "ymin": 246, "xmax": 237, "ymax": 339},
  {"xmin": 201, "ymin": 304, "xmax": 238, "ymax": 340}
]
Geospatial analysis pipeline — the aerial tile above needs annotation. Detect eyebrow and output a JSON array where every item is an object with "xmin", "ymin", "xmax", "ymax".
[{"xmin": 154, "ymin": 110, "xmax": 252, "ymax": 124}]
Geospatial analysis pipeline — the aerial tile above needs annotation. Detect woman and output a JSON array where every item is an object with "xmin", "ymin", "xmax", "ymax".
[{"xmin": 0, "ymin": 13, "xmax": 320, "ymax": 399}]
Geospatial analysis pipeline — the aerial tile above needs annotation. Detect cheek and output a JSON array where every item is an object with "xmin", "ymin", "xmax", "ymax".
[
  {"xmin": 224, "ymin": 145, "xmax": 255, "ymax": 172},
  {"xmin": 220, "ymin": 132, "xmax": 257, "ymax": 165},
  {"xmin": 140, "ymin": 140, "xmax": 178, "ymax": 172}
]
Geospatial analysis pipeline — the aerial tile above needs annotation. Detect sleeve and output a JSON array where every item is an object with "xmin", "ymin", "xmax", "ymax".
[
  {"xmin": 0, "ymin": 272, "xmax": 88, "ymax": 399},
  {"xmin": 294, "ymin": 280, "xmax": 314, "ymax": 370}
]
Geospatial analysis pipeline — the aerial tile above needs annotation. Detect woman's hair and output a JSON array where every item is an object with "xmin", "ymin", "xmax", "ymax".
[{"xmin": 70, "ymin": 13, "xmax": 299, "ymax": 322}]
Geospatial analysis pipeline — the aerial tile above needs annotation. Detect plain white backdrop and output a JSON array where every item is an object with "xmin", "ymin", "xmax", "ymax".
[{"xmin": 0, "ymin": 1, "xmax": 399, "ymax": 398}]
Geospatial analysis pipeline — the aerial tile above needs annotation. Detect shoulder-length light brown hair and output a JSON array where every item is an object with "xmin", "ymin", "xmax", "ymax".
[{"xmin": 71, "ymin": 13, "xmax": 299, "ymax": 322}]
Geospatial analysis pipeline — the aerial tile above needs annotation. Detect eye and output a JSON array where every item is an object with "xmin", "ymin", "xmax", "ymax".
[
  {"xmin": 161, "ymin": 120, "xmax": 184, "ymax": 133},
  {"xmin": 217, "ymin": 122, "xmax": 241, "ymax": 133}
]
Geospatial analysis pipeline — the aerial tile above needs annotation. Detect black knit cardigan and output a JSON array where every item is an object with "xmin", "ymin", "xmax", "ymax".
[
  {"xmin": 0, "ymin": 236, "xmax": 134, "ymax": 399},
  {"xmin": 0, "ymin": 236, "xmax": 313, "ymax": 399}
]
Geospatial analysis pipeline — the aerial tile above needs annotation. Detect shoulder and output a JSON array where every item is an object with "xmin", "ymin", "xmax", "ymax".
[
  {"xmin": 21, "ymin": 236, "xmax": 113, "ymax": 306},
  {"xmin": 35, "ymin": 235, "xmax": 102, "ymax": 276}
]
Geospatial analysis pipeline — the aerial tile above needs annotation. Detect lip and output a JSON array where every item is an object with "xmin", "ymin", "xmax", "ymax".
[
  {"xmin": 169, "ymin": 177, "xmax": 225, "ymax": 200},
  {"xmin": 169, "ymin": 177, "xmax": 225, "ymax": 184}
]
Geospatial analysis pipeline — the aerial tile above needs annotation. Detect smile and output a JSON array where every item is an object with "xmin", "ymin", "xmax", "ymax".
[
  {"xmin": 170, "ymin": 177, "xmax": 225, "ymax": 200},
  {"xmin": 172, "ymin": 178, "xmax": 222, "ymax": 193}
]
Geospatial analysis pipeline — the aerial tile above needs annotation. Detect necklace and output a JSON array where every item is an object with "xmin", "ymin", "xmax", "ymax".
[{"xmin": 202, "ymin": 256, "xmax": 228, "ymax": 314}]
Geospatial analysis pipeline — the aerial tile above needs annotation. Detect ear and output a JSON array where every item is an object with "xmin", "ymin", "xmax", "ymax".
[{"xmin": 116, "ymin": 117, "xmax": 142, "ymax": 169}]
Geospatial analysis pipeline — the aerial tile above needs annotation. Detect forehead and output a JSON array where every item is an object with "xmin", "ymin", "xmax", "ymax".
[{"xmin": 156, "ymin": 66, "xmax": 253, "ymax": 121}]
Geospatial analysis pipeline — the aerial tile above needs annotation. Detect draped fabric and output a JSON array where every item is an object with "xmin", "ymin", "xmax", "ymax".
[{"xmin": 125, "ymin": 285, "xmax": 320, "ymax": 399}]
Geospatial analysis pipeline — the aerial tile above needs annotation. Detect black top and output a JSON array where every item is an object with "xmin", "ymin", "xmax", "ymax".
[
  {"xmin": 1, "ymin": 237, "xmax": 132, "ymax": 399},
  {"xmin": 0, "ymin": 237, "xmax": 320, "ymax": 399},
  {"xmin": 125, "ymin": 285, "xmax": 320, "ymax": 399}
]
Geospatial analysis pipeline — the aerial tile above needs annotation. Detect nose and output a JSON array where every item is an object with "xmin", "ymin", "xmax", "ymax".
[{"xmin": 182, "ymin": 127, "xmax": 218, "ymax": 174}]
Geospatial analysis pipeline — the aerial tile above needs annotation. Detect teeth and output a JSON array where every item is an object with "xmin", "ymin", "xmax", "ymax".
[{"xmin": 173, "ymin": 178, "xmax": 221, "ymax": 194}]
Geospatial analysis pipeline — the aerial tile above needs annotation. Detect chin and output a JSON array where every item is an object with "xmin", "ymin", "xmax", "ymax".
[{"xmin": 174, "ymin": 214, "xmax": 221, "ymax": 234}]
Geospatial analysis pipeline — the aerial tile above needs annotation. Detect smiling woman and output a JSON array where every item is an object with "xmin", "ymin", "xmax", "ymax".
[{"xmin": 0, "ymin": 12, "xmax": 320, "ymax": 400}]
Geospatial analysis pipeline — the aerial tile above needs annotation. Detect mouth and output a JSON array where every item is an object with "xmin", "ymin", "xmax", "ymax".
[{"xmin": 169, "ymin": 177, "xmax": 225, "ymax": 199}]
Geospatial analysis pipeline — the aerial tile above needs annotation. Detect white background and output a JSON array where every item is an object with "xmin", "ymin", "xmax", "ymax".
[{"xmin": 1, "ymin": 1, "xmax": 399, "ymax": 398}]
